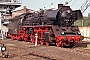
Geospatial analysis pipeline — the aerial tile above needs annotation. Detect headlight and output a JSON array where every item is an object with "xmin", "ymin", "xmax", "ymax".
[
  {"xmin": 61, "ymin": 32, "xmax": 64, "ymax": 34},
  {"xmin": 78, "ymin": 32, "xmax": 81, "ymax": 35}
]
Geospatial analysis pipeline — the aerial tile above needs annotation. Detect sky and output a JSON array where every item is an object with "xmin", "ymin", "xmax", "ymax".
[{"xmin": 16, "ymin": 0, "xmax": 90, "ymax": 16}]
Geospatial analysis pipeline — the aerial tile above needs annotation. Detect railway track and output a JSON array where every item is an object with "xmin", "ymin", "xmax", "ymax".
[
  {"xmin": 7, "ymin": 45, "xmax": 58, "ymax": 60},
  {"xmin": 0, "ymin": 39, "xmax": 90, "ymax": 60}
]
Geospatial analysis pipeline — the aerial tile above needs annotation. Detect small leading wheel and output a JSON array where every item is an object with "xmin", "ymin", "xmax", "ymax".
[
  {"xmin": 56, "ymin": 42, "xmax": 60, "ymax": 47},
  {"xmin": 56, "ymin": 39, "xmax": 61, "ymax": 47},
  {"xmin": 69, "ymin": 40, "xmax": 75, "ymax": 48},
  {"xmin": 61, "ymin": 41, "xmax": 64, "ymax": 47},
  {"xmin": 40, "ymin": 40, "xmax": 44, "ymax": 45},
  {"xmin": 45, "ymin": 42, "xmax": 49, "ymax": 46}
]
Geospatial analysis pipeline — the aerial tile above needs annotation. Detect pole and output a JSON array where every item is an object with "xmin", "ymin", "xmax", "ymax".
[
  {"xmin": 35, "ymin": 33, "xmax": 38, "ymax": 46},
  {"xmin": 0, "ymin": 12, "xmax": 1, "ymax": 30},
  {"xmin": 0, "ymin": 12, "xmax": 4, "ymax": 40},
  {"xmin": 82, "ymin": 19, "xmax": 83, "ymax": 26}
]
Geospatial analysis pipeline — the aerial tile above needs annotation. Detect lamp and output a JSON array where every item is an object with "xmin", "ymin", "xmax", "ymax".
[{"xmin": 1, "ymin": 44, "xmax": 6, "ymax": 52}]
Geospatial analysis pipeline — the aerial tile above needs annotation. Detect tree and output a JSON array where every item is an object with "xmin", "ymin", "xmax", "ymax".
[{"xmin": 75, "ymin": 16, "xmax": 90, "ymax": 26}]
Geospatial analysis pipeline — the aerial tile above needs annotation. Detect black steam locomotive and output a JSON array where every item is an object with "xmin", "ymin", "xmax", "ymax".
[{"xmin": 8, "ymin": 4, "xmax": 84, "ymax": 47}]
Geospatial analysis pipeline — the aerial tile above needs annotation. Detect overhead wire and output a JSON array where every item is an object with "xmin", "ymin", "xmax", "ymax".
[
  {"xmin": 66, "ymin": 0, "xmax": 73, "ymax": 3},
  {"xmin": 80, "ymin": 0, "xmax": 90, "ymax": 13},
  {"xmin": 65, "ymin": 0, "xmax": 73, "ymax": 5},
  {"xmin": 71, "ymin": 0, "xmax": 76, "ymax": 6},
  {"xmin": 68, "ymin": 0, "xmax": 73, "ymax": 3}
]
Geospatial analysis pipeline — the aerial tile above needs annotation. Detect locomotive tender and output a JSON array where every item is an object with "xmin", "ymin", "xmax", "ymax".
[{"xmin": 8, "ymin": 4, "xmax": 84, "ymax": 47}]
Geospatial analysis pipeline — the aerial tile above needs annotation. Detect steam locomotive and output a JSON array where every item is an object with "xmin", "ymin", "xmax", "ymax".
[{"xmin": 8, "ymin": 4, "xmax": 84, "ymax": 47}]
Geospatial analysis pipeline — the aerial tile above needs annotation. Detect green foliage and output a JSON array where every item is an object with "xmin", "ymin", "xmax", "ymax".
[{"xmin": 75, "ymin": 16, "xmax": 90, "ymax": 26}]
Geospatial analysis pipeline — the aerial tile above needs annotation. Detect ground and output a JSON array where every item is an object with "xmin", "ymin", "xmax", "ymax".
[{"xmin": 0, "ymin": 39, "xmax": 90, "ymax": 60}]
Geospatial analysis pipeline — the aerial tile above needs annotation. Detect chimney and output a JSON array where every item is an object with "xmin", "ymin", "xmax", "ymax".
[
  {"xmin": 24, "ymin": 6, "xmax": 27, "ymax": 13},
  {"xmin": 58, "ymin": 4, "xmax": 63, "ymax": 8}
]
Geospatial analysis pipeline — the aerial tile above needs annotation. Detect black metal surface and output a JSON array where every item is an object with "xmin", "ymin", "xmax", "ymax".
[{"xmin": 7, "ymin": 4, "xmax": 83, "ymax": 39}]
